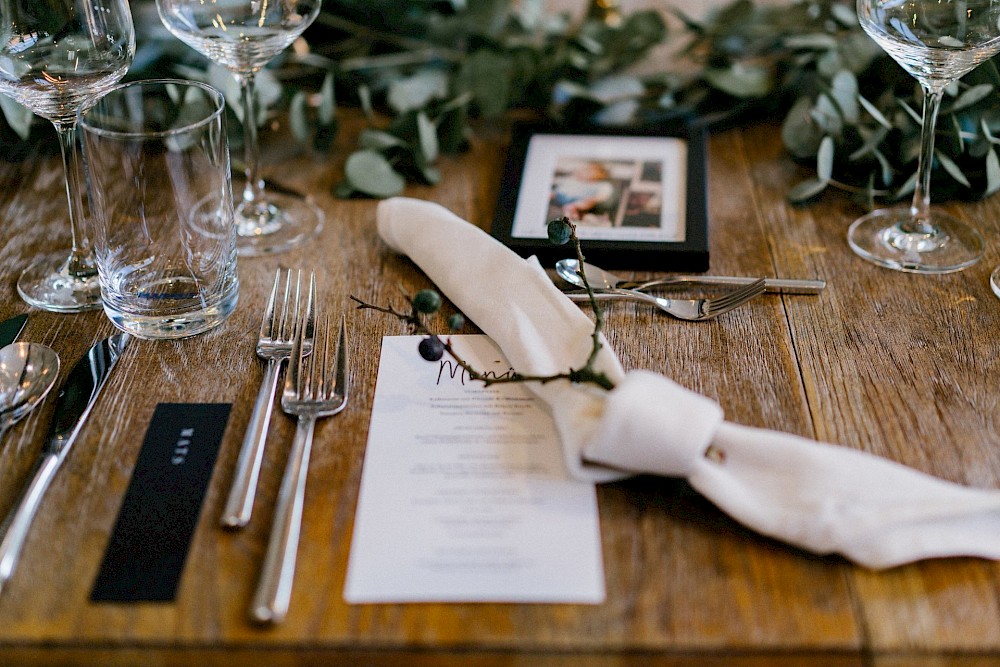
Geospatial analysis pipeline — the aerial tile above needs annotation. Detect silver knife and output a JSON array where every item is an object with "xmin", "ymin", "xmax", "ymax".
[
  {"xmin": 0, "ymin": 313, "xmax": 28, "ymax": 348},
  {"xmin": 0, "ymin": 333, "xmax": 130, "ymax": 595}
]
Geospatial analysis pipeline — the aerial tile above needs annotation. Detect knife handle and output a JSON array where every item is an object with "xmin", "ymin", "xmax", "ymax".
[
  {"xmin": 628, "ymin": 276, "xmax": 826, "ymax": 295},
  {"xmin": 0, "ymin": 452, "xmax": 61, "ymax": 596}
]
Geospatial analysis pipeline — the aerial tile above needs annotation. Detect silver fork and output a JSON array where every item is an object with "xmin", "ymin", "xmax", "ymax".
[
  {"xmin": 251, "ymin": 277, "xmax": 349, "ymax": 624},
  {"xmin": 565, "ymin": 278, "xmax": 767, "ymax": 321},
  {"xmin": 221, "ymin": 268, "xmax": 302, "ymax": 529}
]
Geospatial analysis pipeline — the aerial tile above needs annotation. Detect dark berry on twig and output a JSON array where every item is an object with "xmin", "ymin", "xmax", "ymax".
[
  {"xmin": 447, "ymin": 313, "xmax": 465, "ymax": 331},
  {"xmin": 547, "ymin": 217, "xmax": 573, "ymax": 245},
  {"xmin": 418, "ymin": 335, "xmax": 445, "ymax": 361},
  {"xmin": 412, "ymin": 289, "xmax": 442, "ymax": 313}
]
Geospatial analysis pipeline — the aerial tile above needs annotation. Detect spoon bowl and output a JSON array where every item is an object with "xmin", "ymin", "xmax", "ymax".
[
  {"xmin": 555, "ymin": 259, "xmax": 619, "ymax": 289},
  {"xmin": 0, "ymin": 343, "xmax": 60, "ymax": 440}
]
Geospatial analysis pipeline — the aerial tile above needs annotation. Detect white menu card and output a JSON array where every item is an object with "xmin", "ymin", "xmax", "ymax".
[{"xmin": 343, "ymin": 335, "xmax": 605, "ymax": 604}]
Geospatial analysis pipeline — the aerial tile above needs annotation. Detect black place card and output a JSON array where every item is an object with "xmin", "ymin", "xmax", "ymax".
[{"xmin": 91, "ymin": 403, "xmax": 231, "ymax": 602}]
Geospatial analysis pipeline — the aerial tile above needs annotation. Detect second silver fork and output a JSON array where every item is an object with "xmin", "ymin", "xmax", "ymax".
[
  {"xmin": 222, "ymin": 268, "xmax": 303, "ymax": 528},
  {"xmin": 566, "ymin": 278, "xmax": 766, "ymax": 321},
  {"xmin": 251, "ymin": 277, "xmax": 349, "ymax": 624}
]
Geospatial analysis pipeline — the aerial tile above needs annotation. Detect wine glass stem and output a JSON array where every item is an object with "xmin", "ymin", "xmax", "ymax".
[
  {"xmin": 238, "ymin": 71, "xmax": 265, "ymax": 208},
  {"xmin": 908, "ymin": 85, "xmax": 945, "ymax": 236},
  {"xmin": 53, "ymin": 122, "xmax": 96, "ymax": 279}
]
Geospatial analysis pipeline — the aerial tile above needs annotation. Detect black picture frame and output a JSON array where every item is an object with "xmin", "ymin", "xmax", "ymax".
[{"xmin": 491, "ymin": 121, "xmax": 708, "ymax": 271}]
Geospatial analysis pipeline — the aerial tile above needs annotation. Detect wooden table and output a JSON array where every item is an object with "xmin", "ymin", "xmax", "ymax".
[{"xmin": 2, "ymin": 100, "xmax": 1000, "ymax": 665}]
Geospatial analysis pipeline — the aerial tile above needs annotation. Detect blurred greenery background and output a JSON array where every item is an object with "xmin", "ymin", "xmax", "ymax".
[{"xmin": 5, "ymin": 0, "xmax": 1000, "ymax": 206}]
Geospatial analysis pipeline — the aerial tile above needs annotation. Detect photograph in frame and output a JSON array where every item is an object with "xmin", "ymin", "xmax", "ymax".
[{"xmin": 492, "ymin": 123, "xmax": 708, "ymax": 270}]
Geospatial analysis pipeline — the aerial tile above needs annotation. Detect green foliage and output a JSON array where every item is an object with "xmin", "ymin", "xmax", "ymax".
[
  {"xmin": 4, "ymin": 0, "xmax": 1000, "ymax": 207},
  {"xmin": 307, "ymin": 0, "xmax": 668, "ymax": 197}
]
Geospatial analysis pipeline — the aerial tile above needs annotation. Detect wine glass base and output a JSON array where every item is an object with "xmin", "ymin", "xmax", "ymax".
[
  {"xmin": 847, "ymin": 208, "xmax": 983, "ymax": 274},
  {"xmin": 17, "ymin": 251, "xmax": 103, "ymax": 313},
  {"xmin": 235, "ymin": 192, "xmax": 324, "ymax": 257},
  {"xmin": 990, "ymin": 267, "xmax": 1000, "ymax": 299}
]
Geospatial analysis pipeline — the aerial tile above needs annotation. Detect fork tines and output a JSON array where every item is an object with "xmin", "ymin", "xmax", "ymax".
[
  {"xmin": 262, "ymin": 268, "xmax": 301, "ymax": 344},
  {"xmin": 703, "ymin": 277, "xmax": 766, "ymax": 318},
  {"xmin": 287, "ymin": 274, "xmax": 348, "ymax": 406}
]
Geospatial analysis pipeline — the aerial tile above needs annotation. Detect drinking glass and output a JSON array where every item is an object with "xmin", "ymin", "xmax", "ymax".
[
  {"xmin": 853, "ymin": 0, "xmax": 1000, "ymax": 273},
  {"xmin": 80, "ymin": 80, "xmax": 239, "ymax": 339},
  {"xmin": 155, "ymin": 0, "xmax": 323, "ymax": 256},
  {"xmin": 0, "ymin": 0, "xmax": 135, "ymax": 311}
]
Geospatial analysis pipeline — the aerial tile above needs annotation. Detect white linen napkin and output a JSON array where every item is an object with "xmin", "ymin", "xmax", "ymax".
[{"xmin": 376, "ymin": 196, "xmax": 1000, "ymax": 569}]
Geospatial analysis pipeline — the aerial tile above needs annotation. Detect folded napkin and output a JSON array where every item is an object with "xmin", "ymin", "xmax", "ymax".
[{"xmin": 376, "ymin": 196, "xmax": 1000, "ymax": 569}]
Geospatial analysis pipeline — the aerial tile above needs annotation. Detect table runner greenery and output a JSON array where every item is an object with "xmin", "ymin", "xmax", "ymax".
[{"xmin": 3, "ymin": 0, "xmax": 1000, "ymax": 206}]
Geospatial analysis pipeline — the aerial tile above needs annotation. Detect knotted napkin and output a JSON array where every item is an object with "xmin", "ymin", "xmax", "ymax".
[{"xmin": 376, "ymin": 196, "xmax": 1000, "ymax": 569}]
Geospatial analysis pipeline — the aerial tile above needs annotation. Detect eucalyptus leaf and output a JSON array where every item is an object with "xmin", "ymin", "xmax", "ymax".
[
  {"xmin": 949, "ymin": 84, "xmax": 994, "ymax": 113},
  {"xmin": 935, "ymin": 150, "xmax": 971, "ymax": 187},
  {"xmin": 816, "ymin": 136, "xmax": 834, "ymax": 183},
  {"xmin": 873, "ymin": 149, "xmax": 893, "ymax": 187},
  {"xmin": 703, "ymin": 63, "xmax": 773, "ymax": 98},
  {"xmin": 830, "ymin": 3, "xmax": 857, "ymax": 27},
  {"xmin": 319, "ymin": 73, "xmax": 336, "ymax": 125},
  {"xmin": 830, "ymin": 70, "xmax": 859, "ymax": 123},
  {"xmin": 358, "ymin": 84, "xmax": 373, "ymax": 120},
  {"xmin": 811, "ymin": 93, "xmax": 843, "ymax": 135},
  {"xmin": 784, "ymin": 34, "xmax": 839, "ymax": 50},
  {"xmin": 858, "ymin": 94, "xmax": 892, "ymax": 129},
  {"xmin": 0, "ymin": 94, "xmax": 32, "ymax": 141},
  {"xmin": 898, "ymin": 99, "xmax": 923, "ymax": 126},
  {"xmin": 387, "ymin": 69, "xmax": 449, "ymax": 114},
  {"xmin": 358, "ymin": 129, "xmax": 407, "ymax": 151},
  {"xmin": 982, "ymin": 118, "xmax": 1000, "ymax": 145},
  {"xmin": 987, "ymin": 148, "xmax": 1000, "ymax": 196},
  {"xmin": 782, "ymin": 96, "xmax": 824, "ymax": 158},
  {"xmin": 849, "ymin": 125, "xmax": 889, "ymax": 161},
  {"xmin": 588, "ymin": 76, "xmax": 646, "ymax": 103},
  {"xmin": 788, "ymin": 178, "xmax": 829, "ymax": 203},
  {"xmin": 593, "ymin": 99, "xmax": 640, "ymax": 126},
  {"xmin": 289, "ymin": 91, "xmax": 310, "ymax": 143},
  {"xmin": 416, "ymin": 111, "xmax": 439, "ymax": 163},
  {"xmin": 344, "ymin": 150, "xmax": 406, "ymax": 198},
  {"xmin": 895, "ymin": 171, "xmax": 918, "ymax": 199}
]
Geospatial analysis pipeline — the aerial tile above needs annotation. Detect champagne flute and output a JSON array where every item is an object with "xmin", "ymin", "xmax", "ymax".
[
  {"xmin": 155, "ymin": 0, "xmax": 324, "ymax": 256},
  {"xmin": 853, "ymin": 0, "xmax": 1000, "ymax": 273},
  {"xmin": 0, "ymin": 0, "xmax": 135, "ymax": 312}
]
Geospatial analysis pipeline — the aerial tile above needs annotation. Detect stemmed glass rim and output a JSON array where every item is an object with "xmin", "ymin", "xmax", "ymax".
[{"xmin": 78, "ymin": 78, "xmax": 226, "ymax": 140}]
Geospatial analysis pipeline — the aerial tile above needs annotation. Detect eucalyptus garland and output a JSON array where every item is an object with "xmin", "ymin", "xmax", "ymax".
[{"xmin": 4, "ymin": 0, "xmax": 1000, "ymax": 206}]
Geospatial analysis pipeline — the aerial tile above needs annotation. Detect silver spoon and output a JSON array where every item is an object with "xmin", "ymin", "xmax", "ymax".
[
  {"xmin": 0, "ymin": 343, "xmax": 60, "ymax": 441},
  {"xmin": 555, "ymin": 259, "xmax": 825, "ymax": 295}
]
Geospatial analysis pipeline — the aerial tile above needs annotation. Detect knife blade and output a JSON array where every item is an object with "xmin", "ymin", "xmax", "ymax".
[
  {"xmin": 0, "ymin": 313, "xmax": 28, "ymax": 348},
  {"xmin": 0, "ymin": 333, "xmax": 130, "ymax": 595}
]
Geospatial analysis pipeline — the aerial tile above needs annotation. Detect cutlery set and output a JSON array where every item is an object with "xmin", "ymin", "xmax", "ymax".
[
  {"xmin": 0, "ymin": 284, "xmax": 350, "ymax": 621},
  {"xmin": 225, "ymin": 270, "xmax": 351, "ymax": 624},
  {"xmin": 556, "ymin": 259, "xmax": 824, "ymax": 320},
  {"xmin": 0, "ymin": 324, "xmax": 130, "ymax": 595}
]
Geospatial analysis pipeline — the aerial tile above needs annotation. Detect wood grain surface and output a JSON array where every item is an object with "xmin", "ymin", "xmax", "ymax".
[{"xmin": 2, "ymin": 43, "xmax": 1000, "ymax": 667}]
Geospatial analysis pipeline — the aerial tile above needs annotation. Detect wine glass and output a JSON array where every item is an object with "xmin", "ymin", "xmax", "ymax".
[
  {"xmin": 155, "ymin": 0, "xmax": 324, "ymax": 256},
  {"xmin": 853, "ymin": 0, "xmax": 1000, "ymax": 273},
  {"xmin": 0, "ymin": 0, "xmax": 135, "ymax": 312}
]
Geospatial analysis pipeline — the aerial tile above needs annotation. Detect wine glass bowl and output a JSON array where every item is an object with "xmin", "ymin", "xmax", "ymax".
[
  {"xmin": 851, "ymin": 0, "xmax": 1000, "ymax": 273},
  {"xmin": 155, "ymin": 2, "xmax": 315, "ymax": 72},
  {"xmin": 156, "ymin": 0, "xmax": 324, "ymax": 256},
  {"xmin": 0, "ymin": 0, "xmax": 135, "ymax": 311}
]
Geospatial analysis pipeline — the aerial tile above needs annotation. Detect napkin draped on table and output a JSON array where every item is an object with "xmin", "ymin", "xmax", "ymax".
[{"xmin": 376, "ymin": 196, "xmax": 1000, "ymax": 570}]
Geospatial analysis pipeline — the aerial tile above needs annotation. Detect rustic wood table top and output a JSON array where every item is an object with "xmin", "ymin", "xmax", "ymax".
[{"xmin": 1, "ymin": 106, "xmax": 1000, "ymax": 667}]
